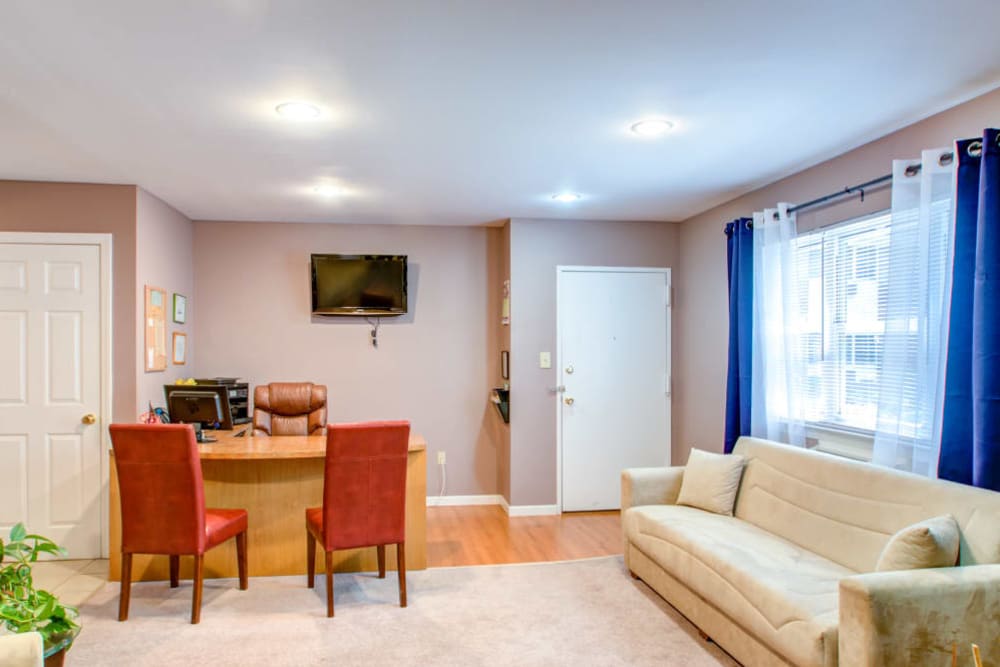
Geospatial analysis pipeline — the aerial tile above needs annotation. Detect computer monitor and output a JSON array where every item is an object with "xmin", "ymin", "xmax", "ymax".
[
  {"xmin": 167, "ymin": 391, "xmax": 225, "ymax": 436},
  {"xmin": 164, "ymin": 384, "xmax": 233, "ymax": 430}
]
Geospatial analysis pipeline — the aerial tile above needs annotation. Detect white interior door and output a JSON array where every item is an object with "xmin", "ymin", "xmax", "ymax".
[
  {"xmin": 0, "ymin": 239, "xmax": 106, "ymax": 558},
  {"xmin": 559, "ymin": 267, "xmax": 670, "ymax": 511}
]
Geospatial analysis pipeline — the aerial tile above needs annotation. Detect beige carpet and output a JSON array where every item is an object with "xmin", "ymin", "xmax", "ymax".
[{"xmin": 69, "ymin": 556, "xmax": 737, "ymax": 666}]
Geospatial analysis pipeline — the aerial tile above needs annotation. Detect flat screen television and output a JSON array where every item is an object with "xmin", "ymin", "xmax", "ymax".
[{"xmin": 311, "ymin": 254, "xmax": 408, "ymax": 316}]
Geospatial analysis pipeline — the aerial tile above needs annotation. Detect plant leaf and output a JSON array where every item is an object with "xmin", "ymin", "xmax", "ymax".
[{"xmin": 9, "ymin": 524, "xmax": 26, "ymax": 542}]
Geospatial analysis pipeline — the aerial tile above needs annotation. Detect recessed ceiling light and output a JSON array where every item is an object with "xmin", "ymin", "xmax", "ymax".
[
  {"xmin": 630, "ymin": 118, "xmax": 675, "ymax": 137},
  {"xmin": 552, "ymin": 192, "xmax": 582, "ymax": 203},
  {"xmin": 275, "ymin": 101, "xmax": 321, "ymax": 120},
  {"xmin": 313, "ymin": 184, "xmax": 341, "ymax": 197}
]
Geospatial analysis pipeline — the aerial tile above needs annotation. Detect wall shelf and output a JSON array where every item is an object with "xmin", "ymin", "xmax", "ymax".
[{"xmin": 490, "ymin": 387, "xmax": 509, "ymax": 424}]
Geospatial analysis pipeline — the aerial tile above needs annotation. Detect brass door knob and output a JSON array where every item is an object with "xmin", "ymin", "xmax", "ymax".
[
  {"xmin": 564, "ymin": 397, "xmax": 575, "ymax": 406},
  {"xmin": 565, "ymin": 365, "xmax": 574, "ymax": 374},
  {"xmin": 81, "ymin": 413, "xmax": 96, "ymax": 425}
]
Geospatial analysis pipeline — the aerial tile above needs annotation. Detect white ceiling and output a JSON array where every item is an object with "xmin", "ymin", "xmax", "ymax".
[{"xmin": 2, "ymin": 1, "xmax": 999, "ymax": 226}]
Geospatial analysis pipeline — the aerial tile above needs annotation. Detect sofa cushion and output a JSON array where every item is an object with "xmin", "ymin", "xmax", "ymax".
[
  {"xmin": 626, "ymin": 504, "xmax": 852, "ymax": 667},
  {"xmin": 876, "ymin": 514, "xmax": 960, "ymax": 572},
  {"xmin": 676, "ymin": 449, "xmax": 745, "ymax": 516}
]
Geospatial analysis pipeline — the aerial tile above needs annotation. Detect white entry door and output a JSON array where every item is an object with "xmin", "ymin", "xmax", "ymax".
[
  {"xmin": 559, "ymin": 267, "xmax": 670, "ymax": 511},
  {"xmin": 0, "ymin": 237, "xmax": 108, "ymax": 558}
]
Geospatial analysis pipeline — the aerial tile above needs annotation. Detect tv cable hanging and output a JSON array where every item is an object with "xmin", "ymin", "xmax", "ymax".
[{"xmin": 366, "ymin": 316, "xmax": 381, "ymax": 348}]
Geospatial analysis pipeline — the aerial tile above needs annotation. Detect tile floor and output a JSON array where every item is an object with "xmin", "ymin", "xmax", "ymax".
[{"xmin": 31, "ymin": 559, "xmax": 109, "ymax": 607}]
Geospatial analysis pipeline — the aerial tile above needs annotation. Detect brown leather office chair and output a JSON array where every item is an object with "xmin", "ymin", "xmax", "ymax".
[
  {"xmin": 109, "ymin": 424, "xmax": 248, "ymax": 624},
  {"xmin": 306, "ymin": 421, "xmax": 410, "ymax": 617},
  {"xmin": 252, "ymin": 382, "xmax": 328, "ymax": 435}
]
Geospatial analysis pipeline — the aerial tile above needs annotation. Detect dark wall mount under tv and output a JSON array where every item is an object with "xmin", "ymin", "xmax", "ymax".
[{"xmin": 310, "ymin": 253, "xmax": 408, "ymax": 316}]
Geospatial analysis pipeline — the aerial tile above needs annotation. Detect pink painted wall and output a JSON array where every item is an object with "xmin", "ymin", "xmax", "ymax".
[
  {"xmin": 674, "ymin": 86, "xmax": 1000, "ymax": 462},
  {"xmin": 0, "ymin": 181, "xmax": 138, "ymax": 422},
  {"xmin": 191, "ymin": 220, "xmax": 500, "ymax": 496},
  {"xmin": 135, "ymin": 188, "xmax": 194, "ymax": 416},
  {"xmin": 508, "ymin": 218, "xmax": 679, "ymax": 506}
]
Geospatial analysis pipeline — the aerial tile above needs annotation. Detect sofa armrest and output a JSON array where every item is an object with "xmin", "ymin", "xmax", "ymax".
[
  {"xmin": 621, "ymin": 466, "xmax": 685, "ymax": 512},
  {"xmin": 839, "ymin": 565, "xmax": 1000, "ymax": 667},
  {"xmin": 0, "ymin": 632, "xmax": 43, "ymax": 667}
]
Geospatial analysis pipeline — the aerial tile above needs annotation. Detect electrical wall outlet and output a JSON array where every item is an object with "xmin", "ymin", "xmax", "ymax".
[
  {"xmin": 437, "ymin": 451, "xmax": 446, "ymax": 465},
  {"xmin": 539, "ymin": 351, "xmax": 552, "ymax": 368}
]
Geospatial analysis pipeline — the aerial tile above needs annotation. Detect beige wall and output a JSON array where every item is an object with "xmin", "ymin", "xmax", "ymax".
[
  {"xmin": 192, "ymin": 220, "xmax": 500, "ymax": 496},
  {"xmin": 508, "ymin": 218, "xmax": 679, "ymax": 506},
  {"xmin": 0, "ymin": 181, "xmax": 138, "ymax": 422},
  {"xmin": 135, "ymin": 188, "xmax": 194, "ymax": 415},
  {"xmin": 674, "ymin": 86, "xmax": 1000, "ymax": 462}
]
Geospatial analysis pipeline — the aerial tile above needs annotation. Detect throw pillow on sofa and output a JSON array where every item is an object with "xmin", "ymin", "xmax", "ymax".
[
  {"xmin": 676, "ymin": 448, "xmax": 746, "ymax": 516},
  {"xmin": 876, "ymin": 514, "xmax": 960, "ymax": 571}
]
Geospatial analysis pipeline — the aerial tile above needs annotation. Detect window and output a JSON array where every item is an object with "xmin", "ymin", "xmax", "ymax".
[{"xmin": 792, "ymin": 211, "xmax": 892, "ymax": 435}]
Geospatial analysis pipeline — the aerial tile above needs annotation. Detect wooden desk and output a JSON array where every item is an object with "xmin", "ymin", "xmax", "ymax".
[{"xmin": 108, "ymin": 430, "xmax": 427, "ymax": 582}]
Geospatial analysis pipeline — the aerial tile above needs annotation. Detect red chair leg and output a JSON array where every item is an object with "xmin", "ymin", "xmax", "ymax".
[
  {"xmin": 307, "ymin": 530, "xmax": 316, "ymax": 588},
  {"xmin": 118, "ymin": 553, "xmax": 133, "ymax": 621},
  {"xmin": 397, "ymin": 541, "xmax": 407, "ymax": 608},
  {"xmin": 169, "ymin": 555, "xmax": 180, "ymax": 588},
  {"xmin": 377, "ymin": 544, "xmax": 386, "ymax": 578},
  {"xmin": 236, "ymin": 532, "xmax": 248, "ymax": 590},
  {"xmin": 191, "ymin": 554, "xmax": 204, "ymax": 624},
  {"xmin": 324, "ymin": 550, "xmax": 335, "ymax": 618}
]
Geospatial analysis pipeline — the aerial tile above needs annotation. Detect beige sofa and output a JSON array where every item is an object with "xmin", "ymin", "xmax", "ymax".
[
  {"xmin": 0, "ymin": 632, "xmax": 43, "ymax": 667},
  {"xmin": 622, "ymin": 436, "xmax": 1000, "ymax": 667}
]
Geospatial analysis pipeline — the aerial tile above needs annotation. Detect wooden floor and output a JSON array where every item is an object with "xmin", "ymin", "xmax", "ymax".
[{"xmin": 427, "ymin": 505, "xmax": 622, "ymax": 567}]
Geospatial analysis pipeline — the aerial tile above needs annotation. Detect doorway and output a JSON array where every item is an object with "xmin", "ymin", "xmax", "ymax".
[
  {"xmin": 0, "ymin": 233, "xmax": 112, "ymax": 558},
  {"xmin": 557, "ymin": 266, "xmax": 671, "ymax": 511}
]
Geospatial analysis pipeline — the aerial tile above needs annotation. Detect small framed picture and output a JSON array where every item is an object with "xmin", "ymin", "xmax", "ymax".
[
  {"xmin": 501, "ymin": 350, "xmax": 510, "ymax": 380},
  {"xmin": 172, "ymin": 332, "xmax": 187, "ymax": 365},
  {"xmin": 172, "ymin": 293, "xmax": 187, "ymax": 324}
]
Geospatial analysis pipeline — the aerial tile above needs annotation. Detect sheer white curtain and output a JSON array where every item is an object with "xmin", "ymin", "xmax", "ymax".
[
  {"xmin": 872, "ymin": 149, "xmax": 956, "ymax": 476},
  {"xmin": 751, "ymin": 203, "xmax": 806, "ymax": 445}
]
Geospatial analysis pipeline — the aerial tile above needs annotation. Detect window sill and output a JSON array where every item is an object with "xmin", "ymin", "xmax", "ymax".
[{"xmin": 805, "ymin": 423, "xmax": 874, "ymax": 462}]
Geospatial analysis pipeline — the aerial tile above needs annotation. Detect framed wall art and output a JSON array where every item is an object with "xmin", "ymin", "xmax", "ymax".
[
  {"xmin": 144, "ymin": 285, "xmax": 167, "ymax": 371},
  {"xmin": 172, "ymin": 332, "xmax": 187, "ymax": 365},
  {"xmin": 173, "ymin": 293, "xmax": 187, "ymax": 324}
]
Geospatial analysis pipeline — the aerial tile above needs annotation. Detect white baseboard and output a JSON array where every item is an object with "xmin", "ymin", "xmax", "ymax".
[
  {"xmin": 426, "ymin": 494, "xmax": 505, "ymax": 507},
  {"xmin": 425, "ymin": 494, "xmax": 562, "ymax": 516},
  {"xmin": 504, "ymin": 504, "xmax": 561, "ymax": 517}
]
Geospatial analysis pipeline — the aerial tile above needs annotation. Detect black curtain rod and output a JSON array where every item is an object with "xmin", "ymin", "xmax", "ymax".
[
  {"xmin": 725, "ymin": 172, "xmax": 891, "ymax": 233},
  {"xmin": 787, "ymin": 172, "xmax": 892, "ymax": 214},
  {"xmin": 723, "ymin": 148, "xmax": 962, "ymax": 233}
]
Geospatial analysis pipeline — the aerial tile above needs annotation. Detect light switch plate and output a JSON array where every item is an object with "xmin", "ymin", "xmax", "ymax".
[{"xmin": 539, "ymin": 351, "xmax": 552, "ymax": 369}]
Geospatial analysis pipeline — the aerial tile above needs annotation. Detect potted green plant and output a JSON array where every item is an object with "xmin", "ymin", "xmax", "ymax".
[{"xmin": 0, "ymin": 523, "xmax": 80, "ymax": 667}]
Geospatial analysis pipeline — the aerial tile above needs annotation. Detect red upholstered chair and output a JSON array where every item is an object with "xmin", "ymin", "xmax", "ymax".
[
  {"xmin": 306, "ymin": 421, "xmax": 410, "ymax": 617},
  {"xmin": 109, "ymin": 424, "xmax": 249, "ymax": 624}
]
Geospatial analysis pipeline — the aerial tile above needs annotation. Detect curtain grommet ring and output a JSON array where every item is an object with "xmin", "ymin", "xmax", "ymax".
[
  {"xmin": 904, "ymin": 164, "xmax": 921, "ymax": 177},
  {"xmin": 939, "ymin": 152, "xmax": 954, "ymax": 167},
  {"xmin": 969, "ymin": 141, "xmax": 983, "ymax": 158}
]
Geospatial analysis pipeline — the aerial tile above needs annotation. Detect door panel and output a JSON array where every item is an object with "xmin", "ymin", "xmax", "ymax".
[
  {"xmin": 0, "ymin": 311, "xmax": 27, "ymax": 403},
  {"xmin": 560, "ymin": 268, "xmax": 670, "ymax": 511},
  {"xmin": 0, "ymin": 242, "xmax": 102, "ymax": 558},
  {"xmin": 0, "ymin": 435, "xmax": 28, "ymax": 524}
]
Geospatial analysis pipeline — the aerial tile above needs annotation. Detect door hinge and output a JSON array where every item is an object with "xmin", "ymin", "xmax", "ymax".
[{"xmin": 665, "ymin": 374, "xmax": 672, "ymax": 397}]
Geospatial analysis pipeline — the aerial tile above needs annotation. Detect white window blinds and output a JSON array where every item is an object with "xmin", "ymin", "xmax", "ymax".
[{"xmin": 793, "ymin": 212, "xmax": 893, "ymax": 432}]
